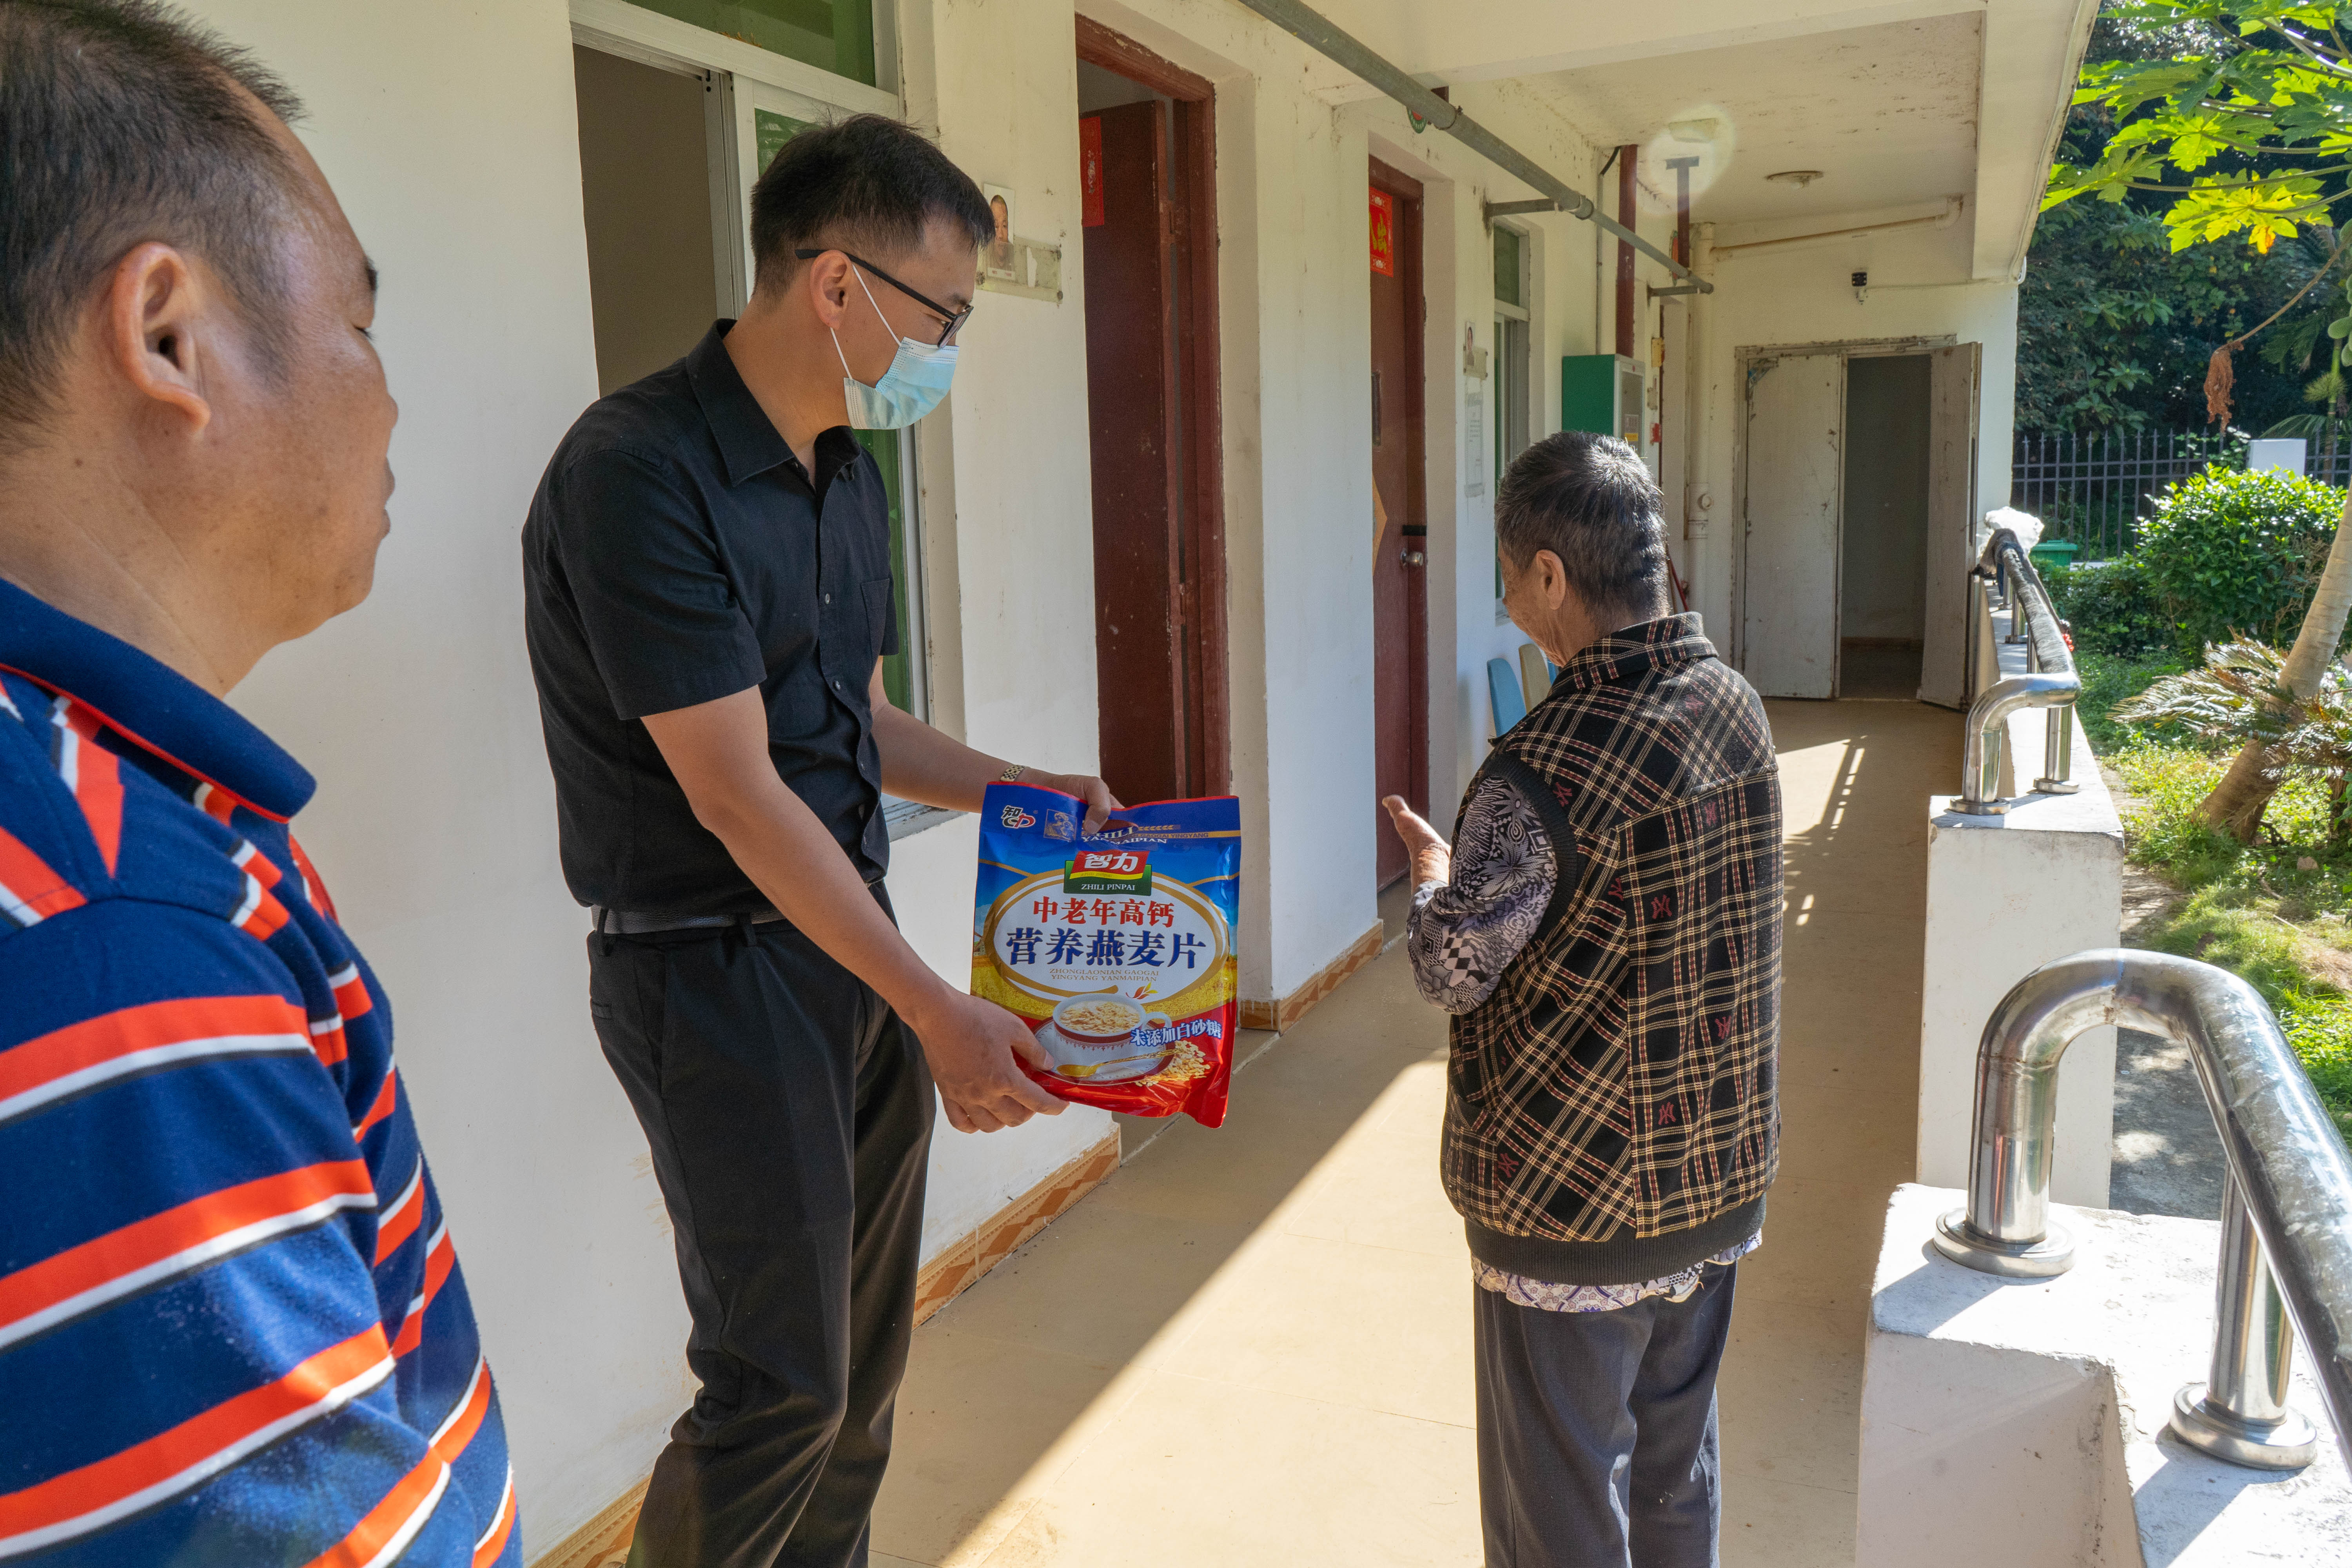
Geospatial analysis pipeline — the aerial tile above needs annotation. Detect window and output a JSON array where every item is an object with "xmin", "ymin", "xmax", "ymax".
[
  {"xmin": 623, "ymin": 0, "xmax": 879, "ymax": 87},
  {"xmin": 1493, "ymin": 225, "xmax": 1533, "ymax": 604},
  {"xmin": 857, "ymin": 426, "xmax": 927, "ymax": 718}
]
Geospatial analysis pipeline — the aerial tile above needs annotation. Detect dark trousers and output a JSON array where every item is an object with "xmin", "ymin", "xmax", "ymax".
[
  {"xmin": 588, "ymin": 904, "xmax": 934, "ymax": 1568},
  {"xmin": 1474, "ymin": 1263, "xmax": 1738, "ymax": 1568}
]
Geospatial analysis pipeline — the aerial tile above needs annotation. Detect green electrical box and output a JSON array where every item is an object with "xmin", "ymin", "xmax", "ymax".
[{"xmin": 1561, "ymin": 354, "xmax": 1644, "ymax": 445}]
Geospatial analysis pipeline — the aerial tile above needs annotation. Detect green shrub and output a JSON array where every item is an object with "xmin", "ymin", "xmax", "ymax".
[
  {"xmin": 2045, "ymin": 554, "xmax": 2171, "ymax": 658},
  {"xmin": 2134, "ymin": 465, "xmax": 2347, "ymax": 659}
]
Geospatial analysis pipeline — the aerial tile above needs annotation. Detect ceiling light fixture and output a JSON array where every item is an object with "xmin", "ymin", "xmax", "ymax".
[
  {"xmin": 1667, "ymin": 118, "xmax": 1720, "ymax": 144},
  {"xmin": 1766, "ymin": 169, "xmax": 1826, "ymax": 187}
]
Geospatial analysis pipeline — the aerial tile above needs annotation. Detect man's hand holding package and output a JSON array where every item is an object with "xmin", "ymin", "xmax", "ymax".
[{"xmin": 643, "ymin": 690, "xmax": 1066, "ymax": 1134}]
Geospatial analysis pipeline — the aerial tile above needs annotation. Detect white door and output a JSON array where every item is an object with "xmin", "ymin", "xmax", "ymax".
[
  {"xmin": 1741, "ymin": 352, "xmax": 1844, "ymax": 699},
  {"xmin": 1918, "ymin": 342, "xmax": 1983, "ymax": 708}
]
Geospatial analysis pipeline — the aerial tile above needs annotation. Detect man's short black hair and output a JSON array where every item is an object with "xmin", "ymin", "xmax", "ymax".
[
  {"xmin": 1495, "ymin": 432, "xmax": 1672, "ymax": 624},
  {"xmin": 0, "ymin": 0, "xmax": 308, "ymax": 452},
  {"xmin": 749, "ymin": 114, "xmax": 992, "ymax": 293}
]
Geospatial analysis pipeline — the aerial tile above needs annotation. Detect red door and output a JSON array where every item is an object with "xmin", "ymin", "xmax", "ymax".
[
  {"xmin": 1370, "ymin": 163, "xmax": 1429, "ymax": 886},
  {"xmin": 1082, "ymin": 102, "xmax": 1184, "ymax": 806}
]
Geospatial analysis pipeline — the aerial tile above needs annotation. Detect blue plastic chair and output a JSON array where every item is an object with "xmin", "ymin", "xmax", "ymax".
[{"xmin": 1487, "ymin": 656, "xmax": 1526, "ymax": 736}]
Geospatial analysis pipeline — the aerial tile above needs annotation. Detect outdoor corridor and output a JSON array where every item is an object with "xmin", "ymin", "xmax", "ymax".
[{"xmin": 866, "ymin": 700, "xmax": 1965, "ymax": 1567}]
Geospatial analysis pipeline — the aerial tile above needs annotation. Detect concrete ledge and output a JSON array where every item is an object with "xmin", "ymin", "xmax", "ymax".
[
  {"xmin": 1919, "ymin": 606, "xmax": 2124, "ymax": 1207},
  {"xmin": 1860, "ymin": 1183, "xmax": 2350, "ymax": 1567}
]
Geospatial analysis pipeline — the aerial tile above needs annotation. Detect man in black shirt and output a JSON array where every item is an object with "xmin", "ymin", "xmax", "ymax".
[{"xmin": 522, "ymin": 116, "xmax": 1113, "ymax": 1567}]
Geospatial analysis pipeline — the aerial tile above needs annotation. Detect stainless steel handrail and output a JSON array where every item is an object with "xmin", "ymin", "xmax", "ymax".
[
  {"xmin": 1956, "ymin": 528, "xmax": 2080, "ymax": 814},
  {"xmin": 1932, "ymin": 949, "xmax": 2352, "ymax": 1470}
]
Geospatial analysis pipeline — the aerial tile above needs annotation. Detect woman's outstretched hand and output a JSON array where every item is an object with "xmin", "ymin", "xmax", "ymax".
[{"xmin": 1381, "ymin": 795, "xmax": 1452, "ymax": 889}]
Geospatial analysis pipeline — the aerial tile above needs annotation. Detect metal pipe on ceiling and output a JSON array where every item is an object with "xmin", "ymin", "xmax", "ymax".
[
  {"xmin": 1710, "ymin": 198, "xmax": 1965, "ymax": 258},
  {"xmin": 1225, "ymin": 0, "xmax": 1712, "ymax": 293}
]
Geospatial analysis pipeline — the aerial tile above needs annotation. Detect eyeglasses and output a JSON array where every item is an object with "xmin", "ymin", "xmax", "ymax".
[{"xmin": 795, "ymin": 248, "xmax": 974, "ymax": 347}]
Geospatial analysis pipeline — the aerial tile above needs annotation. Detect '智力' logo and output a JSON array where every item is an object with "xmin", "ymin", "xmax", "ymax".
[
  {"xmin": 1000, "ymin": 805, "xmax": 1036, "ymax": 829},
  {"xmin": 1064, "ymin": 848, "xmax": 1152, "ymax": 896}
]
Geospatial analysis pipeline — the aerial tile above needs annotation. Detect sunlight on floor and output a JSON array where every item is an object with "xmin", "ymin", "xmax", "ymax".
[{"xmin": 870, "ymin": 700, "xmax": 1962, "ymax": 1568}]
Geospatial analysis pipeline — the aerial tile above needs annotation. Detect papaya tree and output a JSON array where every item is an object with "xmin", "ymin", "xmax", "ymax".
[{"xmin": 2049, "ymin": 1, "xmax": 2352, "ymax": 837}]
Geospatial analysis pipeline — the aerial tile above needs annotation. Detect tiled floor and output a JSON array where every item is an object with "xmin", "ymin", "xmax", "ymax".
[
  {"xmin": 871, "ymin": 699, "xmax": 1961, "ymax": 1567},
  {"xmin": 1836, "ymin": 640, "xmax": 1923, "ymax": 701}
]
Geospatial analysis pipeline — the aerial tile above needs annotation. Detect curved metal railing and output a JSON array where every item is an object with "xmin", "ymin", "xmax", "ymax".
[
  {"xmin": 1957, "ymin": 528, "xmax": 2080, "ymax": 814},
  {"xmin": 1933, "ymin": 949, "xmax": 2352, "ymax": 1470}
]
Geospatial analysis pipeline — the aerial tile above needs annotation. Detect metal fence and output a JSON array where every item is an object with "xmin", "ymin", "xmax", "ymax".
[
  {"xmin": 2010, "ymin": 430, "xmax": 2247, "ymax": 559},
  {"xmin": 2313, "ymin": 443, "xmax": 2352, "ymax": 490},
  {"xmin": 2011, "ymin": 429, "xmax": 2352, "ymax": 558}
]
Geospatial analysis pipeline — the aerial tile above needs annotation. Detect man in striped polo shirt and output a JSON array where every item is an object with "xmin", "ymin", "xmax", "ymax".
[{"xmin": 0, "ymin": 4, "xmax": 517, "ymax": 1562}]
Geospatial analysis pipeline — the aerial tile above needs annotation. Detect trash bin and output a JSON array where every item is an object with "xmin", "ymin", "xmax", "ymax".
[{"xmin": 2028, "ymin": 538, "xmax": 2080, "ymax": 573}]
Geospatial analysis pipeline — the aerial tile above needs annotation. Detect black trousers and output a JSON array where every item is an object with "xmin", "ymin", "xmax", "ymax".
[
  {"xmin": 589, "ymin": 900, "xmax": 934, "ymax": 1568},
  {"xmin": 1474, "ymin": 1263, "xmax": 1738, "ymax": 1568}
]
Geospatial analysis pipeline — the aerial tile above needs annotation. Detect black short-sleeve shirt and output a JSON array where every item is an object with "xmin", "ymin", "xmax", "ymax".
[{"xmin": 522, "ymin": 321, "xmax": 898, "ymax": 913}]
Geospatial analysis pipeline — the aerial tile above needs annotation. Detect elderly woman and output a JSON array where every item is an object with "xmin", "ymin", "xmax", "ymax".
[{"xmin": 1383, "ymin": 432, "xmax": 1784, "ymax": 1568}]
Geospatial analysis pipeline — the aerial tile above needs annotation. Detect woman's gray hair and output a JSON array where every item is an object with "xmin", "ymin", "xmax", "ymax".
[{"xmin": 1495, "ymin": 432, "xmax": 1670, "ymax": 624}]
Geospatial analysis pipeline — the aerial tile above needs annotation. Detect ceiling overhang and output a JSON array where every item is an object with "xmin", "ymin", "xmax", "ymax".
[
  {"xmin": 1295, "ymin": 0, "xmax": 1987, "ymax": 102},
  {"xmin": 1972, "ymin": 0, "xmax": 2098, "ymax": 279},
  {"xmin": 1285, "ymin": 0, "xmax": 2094, "ymax": 285}
]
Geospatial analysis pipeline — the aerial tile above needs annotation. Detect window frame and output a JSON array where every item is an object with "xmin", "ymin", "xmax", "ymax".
[
  {"xmin": 571, "ymin": 0, "xmax": 904, "ymax": 104},
  {"xmin": 1493, "ymin": 222, "xmax": 1535, "ymax": 615}
]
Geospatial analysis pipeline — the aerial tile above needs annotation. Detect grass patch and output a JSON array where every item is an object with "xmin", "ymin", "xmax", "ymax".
[
  {"xmin": 2089, "ymin": 648, "xmax": 2352, "ymax": 1143},
  {"xmin": 2074, "ymin": 652, "xmax": 2185, "ymax": 755},
  {"xmin": 2128, "ymin": 886, "xmax": 2352, "ymax": 1145}
]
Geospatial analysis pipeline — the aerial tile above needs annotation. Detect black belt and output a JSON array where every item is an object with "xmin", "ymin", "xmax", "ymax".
[
  {"xmin": 591, "ymin": 904, "xmax": 790, "ymax": 936},
  {"xmin": 592, "ymin": 875, "xmax": 884, "ymax": 937}
]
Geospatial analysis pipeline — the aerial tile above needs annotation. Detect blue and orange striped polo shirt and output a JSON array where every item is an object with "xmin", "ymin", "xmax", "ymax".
[{"xmin": 0, "ymin": 579, "xmax": 518, "ymax": 1565}]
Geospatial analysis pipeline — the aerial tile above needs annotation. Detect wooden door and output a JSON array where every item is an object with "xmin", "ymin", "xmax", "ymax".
[
  {"xmin": 1740, "ymin": 352, "xmax": 1844, "ymax": 699},
  {"xmin": 1919, "ymin": 342, "xmax": 1982, "ymax": 708},
  {"xmin": 1370, "ymin": 163, "xmax": 1428, "ymax": 886},
  {"xmin": 1082, "ymin": 101, "xmax": 1183, "ymax": 804}
]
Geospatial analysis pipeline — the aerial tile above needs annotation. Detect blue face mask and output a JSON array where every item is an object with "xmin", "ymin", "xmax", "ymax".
[{"xmin": 833, "ymin": 267, "xmax": 957, "ymax": 430}]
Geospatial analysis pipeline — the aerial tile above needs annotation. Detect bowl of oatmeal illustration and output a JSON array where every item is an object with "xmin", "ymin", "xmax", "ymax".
[{"xmin": 1044, "ymin": 992, "xmax": 1172, "ymax": 1082}]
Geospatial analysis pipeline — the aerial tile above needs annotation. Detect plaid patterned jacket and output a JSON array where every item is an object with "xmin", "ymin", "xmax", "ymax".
[{"xmin": 1443, "ymin": 615, "xmax": 1782, "ymax": 1284}]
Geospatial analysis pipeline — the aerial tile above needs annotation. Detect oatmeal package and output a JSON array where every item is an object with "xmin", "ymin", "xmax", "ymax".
[{"xmin": 971, "ymin": 782, "xmax": 1242, "ymax": 1127}]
